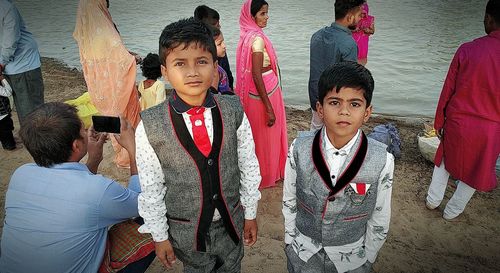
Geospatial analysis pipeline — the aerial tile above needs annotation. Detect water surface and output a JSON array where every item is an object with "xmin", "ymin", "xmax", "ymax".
[{"xmin": 15, "ymin": 0, "xmax": 486, "ymax": 116}]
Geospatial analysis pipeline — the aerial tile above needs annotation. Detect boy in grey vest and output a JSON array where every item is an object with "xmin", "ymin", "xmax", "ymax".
[
  {"xmin": 283, "ymin": 62, "xmax": 394, "ymax": 273},
  {"xmin": 135, "ymin": 18, "xmax": 261, "ymax": 273}
]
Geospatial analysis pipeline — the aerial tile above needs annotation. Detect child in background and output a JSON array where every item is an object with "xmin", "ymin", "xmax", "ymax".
[
  {"xmin": 194, "ymin": 5, "xmax": 235, "ymax": 90},
  {"xmin": 135, "ymin": 18, "xmax": 261, "ymax": 271},
  {"xmin": 283, "ymin": 62, "xmax": 394, "ymax": 273},
  {"xmin": 0, "ymin": 75, "xmax": 17, "ymax": 150},
  {"xmin": 138, "ymin": 53, "xmax": 165, "ymax": 110},
  {"xmin": 210, "ymin": 26, "xmax": 233, "ymax": 95},
  {"xmin": 352, "ymin": 2, "xmax": 375, "ymax": 66}
]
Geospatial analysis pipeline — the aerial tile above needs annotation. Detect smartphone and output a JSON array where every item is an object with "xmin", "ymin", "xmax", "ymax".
[{"xmin": 92, "ymin": 115, "xmax": 121, "ymax": 134}]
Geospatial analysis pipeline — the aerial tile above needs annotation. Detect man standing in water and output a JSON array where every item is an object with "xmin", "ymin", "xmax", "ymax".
[
  {"xmin": 308, "ymin": 0, "xmax": 364, "ymax": 130},
  {"xmin": 426, "ymin": 0, "xmax": 500, "ymax": 221}
]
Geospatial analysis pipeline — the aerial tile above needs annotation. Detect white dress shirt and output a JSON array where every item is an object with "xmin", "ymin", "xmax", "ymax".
[
  {"xmin": 283, "ymin": 129, "xmax": 394, "ymax": 272},
  {"xmin": 0, "ymin": 78, "xmax": 12, "ymax": 120},
  {"xmin": 136, "ymin": 109, "xmax": 262, "ymax": 242}
]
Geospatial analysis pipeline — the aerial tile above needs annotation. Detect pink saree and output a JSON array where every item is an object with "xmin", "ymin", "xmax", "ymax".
[
  {"xmin": 236, "ymin": 0, "xmax": 288, "ymax": 188},
  {"xmin": 74, "ymin": 0, "xmax": 140, "ymax": 167},
  {"xmin": 352, "ymin": 3, "xmax": 374, "ymax": 59}
]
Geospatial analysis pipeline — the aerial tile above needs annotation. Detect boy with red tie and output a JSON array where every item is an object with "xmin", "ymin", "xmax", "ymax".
[
  {"xmin": 135, "ymin": 18, "xmax": 261, "ymax": 272},
  {"xmin": 283, "ymin": 62, "xmax": 394, "ymax": 273}
]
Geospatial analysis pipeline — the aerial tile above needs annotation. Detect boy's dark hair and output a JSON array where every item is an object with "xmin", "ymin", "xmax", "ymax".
[
  {"xmin": 251, "ymin": 0, "xmax": 269, "ymax": 17},
  {"xmin": 208, "ymin": 24, "xmax": 221, "ymax": 39},
  {"xmin": 194, "ymin": 5, "xmax": 220, "ymax": 26},
  {"xmin": 334, "ymin": 0, "xmax": 365, "ymax": 20},
  {"xmin": 318, "ymin": 62, "xmax": 374, "ymax": 107},
  {"xmin": 159, "ymin": 18, "xmax": 217, "ymax": 66},
  {"xmin": 140, "ymin": 53, "xmax": 162, "ymax": 80},
  {"xmin": 20, "ymin": 102, "xmax": 83, "ymax": 168},
  {"xmin": 486, "ymin": 0, "xmax": 500, "ymax": 25}
]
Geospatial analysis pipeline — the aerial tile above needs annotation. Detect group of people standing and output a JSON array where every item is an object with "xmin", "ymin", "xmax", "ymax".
[{"xmin": 0, "ymin": 0, "xmax": 499, "ymax": 273}]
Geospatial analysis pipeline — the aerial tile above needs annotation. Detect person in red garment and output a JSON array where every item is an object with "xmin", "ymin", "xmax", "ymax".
[{"xmin": 425, "ymin": 0, "xmax": 500, "ymax": 221}]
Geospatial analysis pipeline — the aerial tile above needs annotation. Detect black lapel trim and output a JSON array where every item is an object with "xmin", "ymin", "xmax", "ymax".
[
  {"xmin": 332, "ymin": 132, "xmax": 367, "ymax": 196},
  {"xmin": 312, "ymin": 130, "xmax": 368, "ymax": 197},
  {"xmin": 312, "ymin": 129, "xmax": 334, "ymax": 191}
]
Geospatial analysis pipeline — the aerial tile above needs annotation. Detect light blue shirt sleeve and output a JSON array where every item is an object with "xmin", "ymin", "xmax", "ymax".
[
  {"xmin": 97, "ymin": 175, "xmax": 140, "ymax": 227},
  {"xmin": 0, "ymin": 3, "xmax": 20, "ymax": 66},
  {"xmin": 127, "ymin": 174, "xmax": 141, "ymax": 193},
  {"xmin": 0, "ymin": 0, "xmax": 41, "ymax": 74}
]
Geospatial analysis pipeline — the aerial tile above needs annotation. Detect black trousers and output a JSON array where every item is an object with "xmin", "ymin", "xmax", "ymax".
[{"xmin": 0, "ymin": 114, "xmax": 15, "ymax": 149}]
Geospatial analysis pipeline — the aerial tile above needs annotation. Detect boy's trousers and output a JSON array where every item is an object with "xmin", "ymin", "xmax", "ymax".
[
  {"xmin": 0, "ymin": 114, "xmax": 15, "ymax": 149},
  {"xmin": 174, "ymin": 219, "xmax": 243, "ymax": 273},
  {"xmin": 285, "ymin": 246, "xmax": 372, "ymax": 273},
  {"xmin": 426, "ymin": 161, "xmax": 475, "ymax": 219}
]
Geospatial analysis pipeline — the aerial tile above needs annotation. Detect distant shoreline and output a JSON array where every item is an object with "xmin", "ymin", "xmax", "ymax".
[{"xmin": 41, "ymin": 56, "xmax": 434, "ymax": 120}]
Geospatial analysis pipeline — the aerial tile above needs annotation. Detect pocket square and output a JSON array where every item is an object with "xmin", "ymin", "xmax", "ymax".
[{"xmin": 349, "ymin": 183, "xmax": 371, "ymax": 195}]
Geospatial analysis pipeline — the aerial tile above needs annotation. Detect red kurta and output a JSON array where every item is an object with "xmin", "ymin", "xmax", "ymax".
[{"xmin": 434, "ymin": 30, "xmax": 500, "ymax": 192}]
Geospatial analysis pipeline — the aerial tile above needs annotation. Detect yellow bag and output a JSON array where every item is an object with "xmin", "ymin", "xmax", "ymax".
[{"xmin": 65, "ymin": 92, "xmax": 99, "ymax": 129}]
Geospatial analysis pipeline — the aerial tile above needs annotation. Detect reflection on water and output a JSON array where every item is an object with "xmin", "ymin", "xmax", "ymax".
[{"xmin": 15, "ymin": 0, "xmax": 486, "ymax": 116}]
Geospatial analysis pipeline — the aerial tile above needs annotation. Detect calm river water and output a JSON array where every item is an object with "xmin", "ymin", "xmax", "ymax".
[{"xmin": 14, "ymin": 0, "xmax": 486, "ymax": 116}]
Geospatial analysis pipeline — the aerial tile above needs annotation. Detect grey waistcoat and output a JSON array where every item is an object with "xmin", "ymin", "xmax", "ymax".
[
  {"xmin": 141, "ymin": 94, "xmax": 245, "ymax": 252},
  {"xmin": 293, "ymin": 129, "xmax": 387, "ymax": 246}
]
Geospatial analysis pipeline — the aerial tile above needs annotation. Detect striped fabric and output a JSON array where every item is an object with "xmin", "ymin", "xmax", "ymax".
[{"xmin": 98, "ymin": 220, "xmax": 155, "ymax": 273}]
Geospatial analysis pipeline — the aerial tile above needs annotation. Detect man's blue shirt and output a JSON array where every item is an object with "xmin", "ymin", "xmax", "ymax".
[
  {"xmin": 308, "ymin": 23, "xmax": 358, "ymax": 110},
  {"xmin": 0, "ymin": 0, "xmax": 41, "ymax": 75},
  {"xmin": 0, "ymin": 162, "xmax": 140, "ymax": 273}
]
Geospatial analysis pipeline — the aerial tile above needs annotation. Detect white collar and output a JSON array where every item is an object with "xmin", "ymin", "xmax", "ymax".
[{"xmin": 323, "ymin": 129, "xmax": 361, "ymax": 156}]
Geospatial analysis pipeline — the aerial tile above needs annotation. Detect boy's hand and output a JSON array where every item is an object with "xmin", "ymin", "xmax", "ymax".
[
  {"xmin": 243, "ymin": 219, "xmax": 258, "ymax": 246},
  {"xmin": 113, "ymin": 116, "xmax": 136, "ymax": 155},
  {"xmin": 155, "ymin": 240, "xmax": 176, "ymax": 268}
]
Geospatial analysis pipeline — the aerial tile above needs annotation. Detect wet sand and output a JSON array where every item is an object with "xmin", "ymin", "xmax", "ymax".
[{"xmin": 0, "ymin": 58, "xmax": 498, "ymax": 273}]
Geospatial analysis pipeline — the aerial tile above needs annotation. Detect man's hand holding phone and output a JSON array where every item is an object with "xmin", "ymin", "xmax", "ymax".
[
  {"xmin": 113, "ymin": 116, "xmax": 136, "ymax": 156},
  {"xmin": 86, "ymin": 126, "xmax": 108, "ymax": 174},
  {"xmin": 91, "ymin": 115, "xmax": 137, "ymax": 174}
]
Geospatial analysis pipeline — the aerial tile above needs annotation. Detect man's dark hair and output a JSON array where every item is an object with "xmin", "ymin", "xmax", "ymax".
[
  {"xmin": 159, "ymin": 18, "xmax": 217, "ymax": 66},
  {"xmin": 140, "ymin": 53, "xmax": 162, "ymax": 80},
  {"xmin": 334, "ymin": 0, "xmax": 365, "ymax": 20},
  {"xmin": 318, "ymin": 62, "xmax": 374, "ymax": 106},
  {"xmin": 20, "ymin": 102, "xmax": 83, "ymax": 168},
  {"xmin": 251, "ymin": 0, "xmax": 269, "ymax": 17},
  {"xmin": 486, "ymin": 0, "xmax": 500, "ymax": 25},
  {"xmin": 194, "ymin": 5, "xmax": 220, "ymax": 26}
]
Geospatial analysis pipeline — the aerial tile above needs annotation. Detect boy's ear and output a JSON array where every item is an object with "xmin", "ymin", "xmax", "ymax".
[
  {"xmin": 363, "ymin": 105, "xmax": 373, "ymax": 123},
  {"xmin": 161, "ymin": 64, "xmax": 169, "ymax": 82},
  {"xmin": 316, "ymin": 101, "xmax": 324, "ymax": 120}
]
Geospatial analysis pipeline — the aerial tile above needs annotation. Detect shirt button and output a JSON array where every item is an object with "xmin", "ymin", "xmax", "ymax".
[
  {"xmin": 334, "ymin": 152, "xmax": 339, "ymax": 156},
  {"xmin": 208, "ymin": 159, "xmax": 214, "ymax": 166},
  {"xmin": 331, "ymin": 175, "xmax": 336, "ymax": 179},
  {"xmin": 212, "ymin": 194, "xmax": 218, "ymax": 200}
]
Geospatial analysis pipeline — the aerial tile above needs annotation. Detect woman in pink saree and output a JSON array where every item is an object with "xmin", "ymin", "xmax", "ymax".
[
  {"xmin": 73, "ymin": 0, "xmax": 140, "ymax": 167},
  {"xmin": 352, "ymin": 2, "xmax": 375, "ymax": 65},
  {"xmin": 236, "ymin": 0, "xmax": 288, "ymax": 189}
]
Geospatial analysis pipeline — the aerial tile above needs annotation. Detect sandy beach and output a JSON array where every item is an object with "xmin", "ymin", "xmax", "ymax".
[{"xmin": 0, "ymin": 58, "xmax": 499, "ymax": 273}]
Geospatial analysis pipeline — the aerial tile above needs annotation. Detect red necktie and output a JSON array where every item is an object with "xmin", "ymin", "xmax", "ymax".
[{"xmin": 187, "ymin": 107, "xmax": 212, "ymax": 157}]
